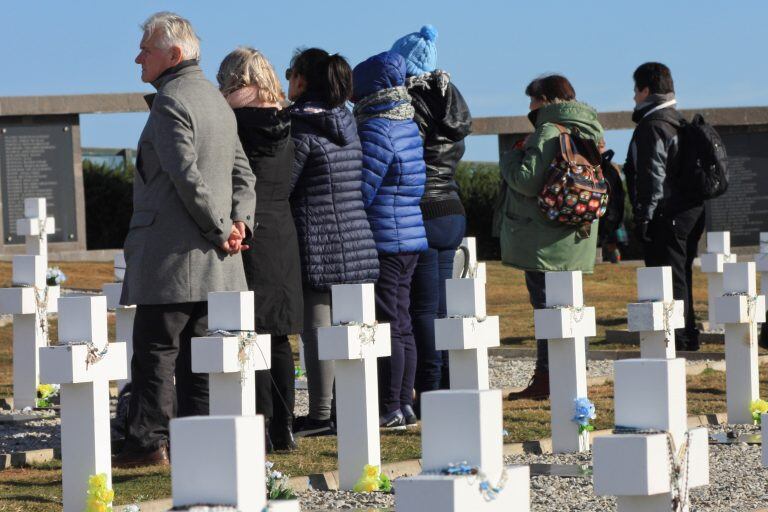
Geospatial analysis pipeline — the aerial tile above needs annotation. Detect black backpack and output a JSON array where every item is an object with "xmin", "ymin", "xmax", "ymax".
[{"xmin": 679, "ymin": 113, "xmax": 729, "ymax": 199}]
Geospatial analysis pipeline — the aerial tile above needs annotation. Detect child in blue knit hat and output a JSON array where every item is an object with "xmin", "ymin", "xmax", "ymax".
[
  {"xmin": 390, "ymin": 24, "xmax": 438, "ymax": 77},
  {"xmin": 391, "ymin": 25, "xmax": 474, "ymax": 417}
]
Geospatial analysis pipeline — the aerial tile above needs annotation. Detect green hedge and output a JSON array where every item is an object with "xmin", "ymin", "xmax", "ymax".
[
  {"xmin": 455, "ymin": 161, "xmax": 502, "ymax": 260},
  {"xmin": 83, "ymin": 160, "xmax": 133, "ymax": 249}
]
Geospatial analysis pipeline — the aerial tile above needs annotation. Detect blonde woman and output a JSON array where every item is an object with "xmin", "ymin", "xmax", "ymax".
[{"xmin": 218, "ymin": 47, "xmax": 302, "ymax": 451}]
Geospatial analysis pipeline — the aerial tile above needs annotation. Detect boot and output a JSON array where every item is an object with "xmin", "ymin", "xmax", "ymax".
[
  {"xmin": 760, "ymin": 323, "xmax": 768, "ymax": 350},
  {"xmin": 507, "ymin": 368, "xmax": 550, "ymax": 400},
  {"xmin": 270, "ymin": 417, "xmax": 298, "ymax": 452}
]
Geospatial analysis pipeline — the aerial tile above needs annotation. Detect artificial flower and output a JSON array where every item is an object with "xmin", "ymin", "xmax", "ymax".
[{"xmin": 750, "ymin": 399, "xmax": 768, "ymax": 423}]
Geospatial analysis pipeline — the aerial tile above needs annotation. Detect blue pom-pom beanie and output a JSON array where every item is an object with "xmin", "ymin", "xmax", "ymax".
[{"xmin": 390, "ymin": 25, "xmax": 438, "ymax": 76}]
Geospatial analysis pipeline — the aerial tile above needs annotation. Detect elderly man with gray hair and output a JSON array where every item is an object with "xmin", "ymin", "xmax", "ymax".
[{"xmin": 114, "ymin": 12, "xmax": 256, "ymax": 467}]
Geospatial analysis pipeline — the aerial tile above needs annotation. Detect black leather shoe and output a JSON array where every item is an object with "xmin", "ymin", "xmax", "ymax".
[
  {"xmin": 271, "ymin": 422, "xmax": 298, "ymax": 452},
  {"xmin": 113, "ymin": 444, "xmax": 169, "ymax": 468}
]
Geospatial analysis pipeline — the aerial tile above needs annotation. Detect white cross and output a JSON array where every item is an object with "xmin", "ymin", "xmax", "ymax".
[
  {"xmin": 170, "ymin": 415, "xmax": 269, "ymax": 511},
  {"xmin": 628, "ymin": 266, "xmax": 684, "ymax": 359},
  {"xmin": 191, "ymin": 291, "xmax": 270, "ymax": 416},
  {"xmin": 700, "ymin": 232, "xmax": 737, "ymax": 332},
  {"xmin": 38, "ymin": 296, "xmax": 127, "ymax": 512},
  {"xmin": 318, "ymin": 283, "xmax": 391, "ymax": 490},
  {"xmin": 15, "ymin": 197, "xmax": 55, "ymax": 259},
  {"xmin": 452, "ymin": 236, "xmax": 487, "ymax": 282},
  {"xmin": 0, "ymin": 199, "xmax": 58, "ymax": 410},
  {"xmin": 395, "ymin": 389, "xmax": 530, "ymax": 511},
  {"xmin": 715, "ymin": 262, "xmax": 766, "ymax": 424},
  {"xmin": 102, "ymin": 252, "xmax": 136, "ymax": 393},
  {"xmin": 533, "ymin": 271, "xmax": 595, "ymax": 453},
  {"xmin": 435, "ymin": 277, "xmax": 500, "ymax": 390},
  {"xmin": 593, "ymin": 358, "xmax": 710, "ymax": 510}
]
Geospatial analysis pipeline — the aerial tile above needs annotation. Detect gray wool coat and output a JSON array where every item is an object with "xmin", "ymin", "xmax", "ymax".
[{"xmin": 120, "ymin": 63, "xmax": 257, "ymax": 305}]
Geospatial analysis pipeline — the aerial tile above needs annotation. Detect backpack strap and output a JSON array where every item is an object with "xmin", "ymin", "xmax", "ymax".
[{"xmin": 553, "ymin": 124, "xmax": 576, "ymax": 163}]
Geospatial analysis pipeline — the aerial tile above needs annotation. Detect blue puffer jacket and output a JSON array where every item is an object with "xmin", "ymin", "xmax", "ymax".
[
  {"xmin": 289, "ymin": 98, "xmax": 379, "ymax": 290},
  {"xmin": 353, "ymin": 52, "xmax": 428, "ymax": 255}
]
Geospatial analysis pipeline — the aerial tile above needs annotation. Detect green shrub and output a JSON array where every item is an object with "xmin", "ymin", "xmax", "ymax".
[
  {"xmin": 83, "ymin": 160, "xmax": 133, "ymax": 249},
  {"xmin": 456, "ymin": 161, "xmax": 501, "ymax": 260}
]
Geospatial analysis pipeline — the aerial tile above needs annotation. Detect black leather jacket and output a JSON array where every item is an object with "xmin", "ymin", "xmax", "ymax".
[
  {"xmin": 624, "ymin": 101, "xmax": 702, "ymax": 222},
  {"xmin": 409, "ymin": 76, "xmax": 472, "ymax": 219}
]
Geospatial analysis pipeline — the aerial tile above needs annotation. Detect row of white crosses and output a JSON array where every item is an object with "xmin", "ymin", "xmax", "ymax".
[
  {"xmin": 0, "ymin": 198, "xmax": 58, "ymax": 409},
  {"xmin": 39, "ymin": 296, "xmax": 127, "ymax": 512},
  {"xmin": 593, "ymin": 266, "xmax": 709, "ymax": 511},
  {"xmin": 102, "ymin": 252, "xmax": 136, "ymax": 392}
]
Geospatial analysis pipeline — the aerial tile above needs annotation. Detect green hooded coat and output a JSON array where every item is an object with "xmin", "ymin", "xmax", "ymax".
[{"xmin": 499, "ymin": 101, "xmax": 604, "ymax": 272}]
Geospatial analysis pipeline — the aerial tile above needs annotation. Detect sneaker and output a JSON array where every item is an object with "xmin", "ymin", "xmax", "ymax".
[
  {"xmin": 380, "ymin": 410, "xmax": 407, "ymax": 431},
  {"xmin": 401, "ymin": 404, "xmax": 418, "ymax": 427},
  {"xmin": 293, "ymin": 415, "xmax": 334, "ymax": 437},
  {"xmin": 506, "ymin": 369, "xmax": 549, "ymax": 400}
]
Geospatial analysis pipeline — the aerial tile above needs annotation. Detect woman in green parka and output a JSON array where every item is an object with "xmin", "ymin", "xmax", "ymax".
[{"xmin": 500, "ymin": 75, "xmax": 604, "ymax": 400}]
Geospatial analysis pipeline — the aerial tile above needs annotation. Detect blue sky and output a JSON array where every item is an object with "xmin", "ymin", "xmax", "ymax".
[{"xmin": 2, "ymin": 1, "xmax": 767, "ymax": 162}]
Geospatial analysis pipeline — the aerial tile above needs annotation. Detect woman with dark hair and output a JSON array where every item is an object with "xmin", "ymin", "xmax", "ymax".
[
  {"xmin": 500, "ymin": 74, "xmax": 604, "ymax": 400},
  {"xmin": 217, "ymin": 47, "xmax": 303, "ymax": 452},
  {"xmin": 390, "ymin": 25, "xmax": 473, "ymax": 413},
  {"xmin": 286, "ymin": 48, "xmax": 379, "ymax": 436}
]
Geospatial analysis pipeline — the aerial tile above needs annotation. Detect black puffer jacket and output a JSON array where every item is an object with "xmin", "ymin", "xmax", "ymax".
[
  {"xmin": 624, "ymin": 98, "xmax": 702, "ymax": 222},
  {"xmin": 289, "ymin": 99, "xmax": 379, "ymax": 290},
  {"xmin": 408, "ymin": 73, "xmax": 472, "ymax": 219}
]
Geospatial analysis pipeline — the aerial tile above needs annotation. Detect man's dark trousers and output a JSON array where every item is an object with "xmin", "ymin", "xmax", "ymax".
[
  {"xmin": 643, "ymin": 205, "xmax": 706, "ymax": 349},
  {"xmin": 125, "ymin": 302, "xmax": 209, "ymax": 451}
]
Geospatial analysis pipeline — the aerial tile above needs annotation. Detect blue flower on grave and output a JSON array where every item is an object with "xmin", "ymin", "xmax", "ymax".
[
  {"xmin": 46, "ymin": 267, "xmax": 67, "ymax": 287},
  {"xmin": 573, "ymin": 397, "xmax": 596, "ymax": 434}
]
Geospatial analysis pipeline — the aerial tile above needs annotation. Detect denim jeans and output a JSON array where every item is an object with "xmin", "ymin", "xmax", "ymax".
[
  {"xmin": 411, "ymin": 215, "xmax": 466, "ymax": 405},
  {"xmin": 524, "ymin": 271, "xmax": 549, "ymax": 372}
]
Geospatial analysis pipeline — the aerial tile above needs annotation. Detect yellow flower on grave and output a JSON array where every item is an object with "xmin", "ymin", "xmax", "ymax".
[
  {"xmin": 364, "ymin": 464, "xmax": 380, "ymax": 479},
  {"xmin": 750, "ymin": 399, "xmax": 768, "ymax": 423},
  {"xmin": 85, "ymin": 473, "xmax": 113, "ymax": 512}
]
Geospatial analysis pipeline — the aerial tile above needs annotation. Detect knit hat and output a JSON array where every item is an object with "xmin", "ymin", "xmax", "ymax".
[{"xmin": 390, "ymin": 25, "xmax": 438, "ymax": 77}]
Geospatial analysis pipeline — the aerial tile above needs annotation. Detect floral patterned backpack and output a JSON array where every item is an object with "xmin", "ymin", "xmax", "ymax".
[{"xmin": 537, "ymin": 124, "xmax": 609, "ymax": 237}]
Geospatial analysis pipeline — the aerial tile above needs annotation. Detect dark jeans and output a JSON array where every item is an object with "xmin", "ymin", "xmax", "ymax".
[
  {"xmin": 256, "ymin": 335, "xmax": 295, "ymax": 428},
  {"xmin": 125, "ymin": 302, "xmax": 209, "ymax": 452},
  {"xmin": 524, "ymin": 271, "xmax": 549, "ymax": 372},
  {"xmin": 644, "ymin": 206, "xmax": 706, "ymax": 348},
  {"xmin": 377, "ymin": 253, "xmax": 420, "ymax": 414},
  {"xmin": 411, "ymin": 215, "xmax": 466, "ymax": 403}
]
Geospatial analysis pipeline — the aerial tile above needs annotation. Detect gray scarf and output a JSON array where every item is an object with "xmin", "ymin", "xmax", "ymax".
[
  {"xmin": 406, "ymin": 69, "xmax": 451, "ymax": 96},
  {"xmin": 353, "ymin": 86, "xmax": 415, "ymax": 124}
]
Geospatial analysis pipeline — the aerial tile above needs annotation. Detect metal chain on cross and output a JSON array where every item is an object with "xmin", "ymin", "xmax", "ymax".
[
  {"xmin": 662, "ymin": 301, "xmax": 676, "ymax": 348},
  {"xmin": 12, "ymin": 282, "xmax": 51, "ymax": 346},
  {"xmin": 613, "ymin": 426, "xmax": 692, "ymax": 511},
  {"xmin": 723, "ymin": 291, "xmax": 759, "ymax": 345},
  {"xmin": 422, "ymin": 462, "xmax": 509, "ymax": 501},
  {"xmin": 339, "ymin": 321, "xmax": 378, "ymax": 359},
  {"xmin": 58, "ymin": 340, "xmax": 109, "ymax": 369},
  {"xmin": 552, "ymin": 304, "xmax": 585, "ymax": 336},
  {"xmin": 208, "ymin": 329, "xmax": 269, "ymax": 384},
  {"xmin": 37, "ymin": 217, "xmax": 48, "ymax": 245}
]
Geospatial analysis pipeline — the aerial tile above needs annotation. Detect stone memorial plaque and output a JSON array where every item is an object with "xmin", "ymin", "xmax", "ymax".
[
  {"xmin": 529, "ymin": 463, "xmax": 593, "ymax": 478},
  {"xmin": 709, "ymin": 432, "xmax": 762, "ymax": 445},
  {"xmin": 0, "ymin": 120, "xmax": 78, "ymax": 244},
  {"xmin": 706, "ymin": 129, "xmax": 768, "ymax": 247}
]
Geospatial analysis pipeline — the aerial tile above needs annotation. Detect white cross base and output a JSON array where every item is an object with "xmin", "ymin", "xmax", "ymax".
[
  {"xmin": 191, "ymin": 291, "xmax": 269, "ymax": 416},
  {"xmin": 763, "ymin": 413, "xmax": 768, "ymax": 467},
  {"xmin": 436, "ymin": 278, "xmax": 499, "ymax": 390},
  {"xmin": 396, "ymin": 390, "xmax": 531, "ymax": 511},
  {"xmin": 627, "ymin": 267, "xmax": 684, "ymax": 359},
  {"xmin": 715, "ymin": 262, "xmax": 766, "ymax": 424},
  {"xmin": 171, "ymin": 415, "xmax": 267, "ymax": 511},
  {"xmin": 318, "ymin": 283, "xmax": 391, "ymax": 490},
  {"xmin": 533, "ymin": 271, "xmax": 595, "ymax": 453},
  {"xmin": 38, "ymin": 296, "xmax": 126, "ymax": 512}
]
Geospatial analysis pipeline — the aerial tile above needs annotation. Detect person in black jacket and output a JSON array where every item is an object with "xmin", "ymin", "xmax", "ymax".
[
  {"xmin": 624, "ymin": 62, "xmax": 705, "ymax": 351},
  {"xmin": 218, "ymin": 47, "xmax": 303, "ymax": 451},
  {"xmin": 391, "ymin": 25, "xmax": 472, "ymax": 413}
]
